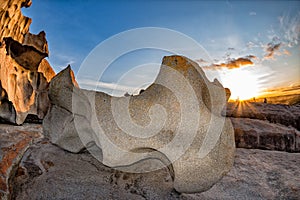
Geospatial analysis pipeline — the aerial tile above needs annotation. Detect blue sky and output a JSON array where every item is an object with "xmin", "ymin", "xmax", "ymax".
[{"xmin": 23, "ymin": 0, "xmax": 300, "ymax": 99}]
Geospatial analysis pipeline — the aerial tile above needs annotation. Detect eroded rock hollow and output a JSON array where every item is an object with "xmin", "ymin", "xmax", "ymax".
[{"xmin": 0, "ymin": 0, "xmax": 55, "ymax": 124}]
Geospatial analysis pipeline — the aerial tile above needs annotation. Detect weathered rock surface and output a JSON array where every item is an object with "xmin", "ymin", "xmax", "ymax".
[
  {"xmin": 0, "ymin": 123, "xmax": 43, "ymax": 200},
  {"xmin": 42, "ymin": 66, "xmax": 84, "ymax": 153},
  {"xmin": 226, "ymin": 102, "xmax": 300, "ymax": 130},
  {"xmin": 4, "ymin": 34, "xmax": 48, "ymax": 70},
  {"xmin": 0, "ymin": 82, "xmax": 16, "ymax": 123},
  {"xmin": 11, "ymin": 141, "xmax": 300, "ymax": 200},
  {"xmin": 194, "ymin": 148, "xmax": 300, "ymax": 200},
  {"xmin": 0, "ymin": 0, "xmax": 32, "ymax": 43},
  {"xmin": 0, "ymin": 0, "xmax": 55, "ymax": 124},
  {"xmin": 44, "ymin": 55, "xmax": 235, "ymax": 193},
  {"xmin": 0, "ymin": 45, "xmax": 55, "ymax": 124},
  {"xmin": 231, "ymin": 117, "xmax": 300, "ymax": 152},
  {"xmin": 225, "ymin": 102, "xmax": 300, "ymax": 152}
]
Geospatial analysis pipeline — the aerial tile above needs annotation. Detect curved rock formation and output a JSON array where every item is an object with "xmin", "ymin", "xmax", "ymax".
[
  {"xmin": 43, "ymin": 55, "xmax": 235, "ymax": 193},
  {"xmin": 0, "ymin": 0, "xmax": 55, "ymax": 124}
]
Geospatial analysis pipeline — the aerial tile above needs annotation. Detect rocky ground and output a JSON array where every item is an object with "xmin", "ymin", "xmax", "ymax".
[
  {"xmin": 227, "ymin": 102, "xmax": 300, "ymax": 152},
  {"xmin": 1, "ymin": 123, "xmax": 299, "ymax": 200},
  {"xmin": 226, "ymin": 102, "xmax": 300, "ymax": 130},
  {"xmin": 0, "ymin": 123, "xmax": 43, "ymax": 199},
  {"xmin": 1, "ymin": 102, "xmax": 300, "ymax": 200},
  {"xmin": 1, "ymin": 99, "xmax": 299, "ymax": 199}
]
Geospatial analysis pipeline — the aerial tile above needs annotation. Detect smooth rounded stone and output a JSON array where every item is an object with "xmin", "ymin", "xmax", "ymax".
[
  {"xmin": 43, "ymin": 105, "xmax": 90, "ymax": 153},
  {"xmin": 11, "ymin": 142, "xmax": 176, "ymax": 200},
  {"xmin": 44, "ymin": 55, "xmax": 235, "ymax": 193}
]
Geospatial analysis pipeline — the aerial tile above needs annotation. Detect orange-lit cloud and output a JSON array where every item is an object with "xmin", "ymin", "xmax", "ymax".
[
  {"xmin": 264, "ymin": 84, "xmax": 300, "ymax": 93},
  {"xmin": 283, "ymin": 49, "xmax": 291, "ymax": 56},
  {"xmin": 245, "ymin": 55, "xmax": 258, "ymax": 60},
  {"xmin": 259, "ymin": 84, "xmax": 300, "ymax": 97},
  {"xmin": 203, "ymin": 56, "xmax": 256, "ymax": 70},
  {"xmin": 264, "ymin": 42, "xmax": 281, "ymax": 60}
]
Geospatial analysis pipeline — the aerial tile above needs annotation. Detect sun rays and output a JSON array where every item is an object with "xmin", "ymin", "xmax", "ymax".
[{"xmin": 221, "ymin": 67, "xmax": 261, "ymax": 101}]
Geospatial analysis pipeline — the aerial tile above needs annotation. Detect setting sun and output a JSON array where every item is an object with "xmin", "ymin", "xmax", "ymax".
[{"xmin": 222, "ymin": 68, "xmax": 261, "ymax": 101}]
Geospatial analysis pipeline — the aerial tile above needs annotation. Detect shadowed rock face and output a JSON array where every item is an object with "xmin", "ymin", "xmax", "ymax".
[
  {"xmin": 43, "ymin": 55, "xmax": 235, "ymax": 193},
  {"xmin": 4, "ymin": 34, "xmax": 48, "ymax": 70},
  {"xmin": 0, "ymin": 81, "xmax": 16, "ymax": 122},
  {"xmin": 0, "ymin": 0, "xmax": 55, "ymax": 124}
]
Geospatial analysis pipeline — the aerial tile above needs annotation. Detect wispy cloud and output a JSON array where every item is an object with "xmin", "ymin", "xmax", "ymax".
[
  {"xmin": 195, "ymin": 58, "xmax": 208, "ymax": 64},
  {"xmin": 279, "ymin": 12, "xmax": 300, "ymax": 47},
  {"xmin": 283, "ymin": 49, "xmax": 291, "ymax": 56},
  {"xmin": 260, "ymin": 84, "xmax": 300, "ymax": 97},
  {"xmin": 77, "ymin": 62, "xmax": 160, "ymax": 96},
  {"xmin": 263, "ymin": 42, "xmax": 281, "ymax": 60},
  {"xmin": 244, "ymin": 12, "xmax": 299, "ymax": 62},
  {"xmin": 49, "ymin": 53, "xmax": 76, "ymax": 72},
  {"xmin": 249, "ymin": 11, "xmax": 256, "ymax": 16},
  {"xmin": 246, "ymin": 41, "xmax": 261, "ymax": 49},
  {"xmin": 78, "ymin": 79, "xmax": 142, "ymax": 96}
]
